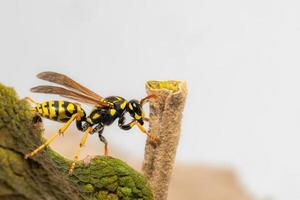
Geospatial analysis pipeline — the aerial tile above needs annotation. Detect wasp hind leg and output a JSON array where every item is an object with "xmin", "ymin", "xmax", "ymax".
[
  {"xmin": 25, "ymin": 113, "xmax": 79, "ymax": 159},
  {"xmin": 69, "ymin": 127, "xmax": 92, "ymax": 175}
]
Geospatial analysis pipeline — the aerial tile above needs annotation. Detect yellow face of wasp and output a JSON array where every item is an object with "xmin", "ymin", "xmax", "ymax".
[{"xmin": 134, "ymin": 111, "xmax": 145, "ymax": 120}]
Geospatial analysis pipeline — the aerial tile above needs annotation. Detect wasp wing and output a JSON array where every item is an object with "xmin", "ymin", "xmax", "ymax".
[
  {"xmin": 31, "ymin": 85, "xmax": 111, "ymax": 107},
  {"xmin": 36, "ymin": 71, "xmax": 103, "ymax": 100}
]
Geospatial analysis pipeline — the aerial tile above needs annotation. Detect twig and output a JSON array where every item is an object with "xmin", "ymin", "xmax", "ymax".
[{"xmin": 142, "ymin": 80, "xmax": 187, "ymax": 200}]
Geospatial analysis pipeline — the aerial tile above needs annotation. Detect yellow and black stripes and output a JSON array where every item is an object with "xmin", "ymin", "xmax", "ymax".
[
  {"xmin": 83, "ymin": 96, "xmax": 129, "ymax": 126},
  {"xmin": 25, "ymin": 70, "xmax": 160, "ymax": 176},
  {"xmin": 32, "ymin": 97, "xmax": 145, "ymax": 130},
  {"xmin": 34, "ymin": 100, "xmax": 85, "ymax": 122}
]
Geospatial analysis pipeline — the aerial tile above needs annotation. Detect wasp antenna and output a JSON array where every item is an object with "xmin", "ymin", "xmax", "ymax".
[{"xmin": 140, "ymin": 94, "xmax": 157, "ymax": 105}]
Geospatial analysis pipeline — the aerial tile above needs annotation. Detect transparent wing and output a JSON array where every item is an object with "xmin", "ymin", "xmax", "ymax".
[
  {"xmin": 31, "ymin": 85, "xmax": 111, "ymax": 107},
  {"xmin": 36, "ymin": 71, "xmax": 103, "ymax": 100}
]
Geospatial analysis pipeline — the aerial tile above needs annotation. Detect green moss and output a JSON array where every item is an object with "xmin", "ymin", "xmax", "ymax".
[
  {"xmin": 98, "ymin": 191, "xmax": 119, "ymax": 200},
  {"xmin": 118, "ymin": 187, "xmax": 132, "ymax": 197},
  {"xmin": 83, "ymin": 184, "xmax": 94, "ymax": 193},
  {"xmin": 119, "ymin": 177, "xmax": 135, "ymax": 188},
  {"xmin": 0, "ymin": 83, "xmax": 154, "ymax": 200},
  {"xmin": 57, "ymin": 157, "xmax": 153, "ymax": 199}
]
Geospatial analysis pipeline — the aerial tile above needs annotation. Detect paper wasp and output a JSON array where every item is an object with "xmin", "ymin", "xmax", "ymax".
[{"xmin": 24, "ymin": 71, "xmax": 160, "ymax": 175}]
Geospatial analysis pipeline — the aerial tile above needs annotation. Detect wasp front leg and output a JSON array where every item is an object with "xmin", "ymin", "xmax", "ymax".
[
  {"xmin": 118, "ymin": 115, "xmax": 136, "ymax": 130},
  {"xmin": 136, "ymin": 123, "xmax": 161, "ymax": 144},
  {"xmin": 118, "ymin": 115, "xmax": 160, "ymax": 144}
]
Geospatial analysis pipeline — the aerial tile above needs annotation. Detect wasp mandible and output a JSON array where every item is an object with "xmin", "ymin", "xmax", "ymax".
[{"xmin": 24, "ymin": 71, "xmax": 160, "ymax": 175}]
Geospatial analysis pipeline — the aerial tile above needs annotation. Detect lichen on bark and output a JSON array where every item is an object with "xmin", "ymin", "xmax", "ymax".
[{"xmin": 0, "ymin": 83, "xmax": 153, "ymax": 200}]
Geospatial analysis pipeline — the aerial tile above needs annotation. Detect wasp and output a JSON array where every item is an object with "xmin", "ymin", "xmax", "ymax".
[{"xmin": 24, "ymin": 71, "xmax": 160, "ymax": 175}]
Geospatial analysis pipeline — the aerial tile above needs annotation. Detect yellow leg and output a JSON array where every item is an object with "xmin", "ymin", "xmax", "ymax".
[
  {"xmin": 104, "ymin": 144, "xmax": 108, "ymax": 156},
  {"xmin": 99, "ymin": 134, "xmax": 108, "ymax": 157},
  {"xmin": 25, "ymin": 113, "xmax": 79, "ymax": 158},
  {"xmin": 136, "ymin": 122, "xmax": 161, "ymax": 144},
  {"xmin": 68, "ymin": 127, "xmax": 92, "ymax": 175}
]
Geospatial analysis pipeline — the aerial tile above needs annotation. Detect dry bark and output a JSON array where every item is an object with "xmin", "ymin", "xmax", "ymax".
[{"xmin": 142, "ymin": 81, "xmax": 187, "ymax": 200}]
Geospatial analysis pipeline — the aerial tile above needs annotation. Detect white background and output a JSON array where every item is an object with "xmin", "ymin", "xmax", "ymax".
[{"xmin": 1, "ymin": 1, "xmax": 300, "ymax": 199}]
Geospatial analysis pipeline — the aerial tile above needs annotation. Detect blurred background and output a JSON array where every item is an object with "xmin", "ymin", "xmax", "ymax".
[{"xmin": 1, "ymin": 0, "xmax": 300, "ymax": 199}]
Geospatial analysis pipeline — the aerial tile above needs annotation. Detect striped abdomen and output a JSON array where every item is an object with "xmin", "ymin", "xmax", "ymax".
[{"xmin": 34, "ymin": 100, "xmax": 85, "ymax": 122}]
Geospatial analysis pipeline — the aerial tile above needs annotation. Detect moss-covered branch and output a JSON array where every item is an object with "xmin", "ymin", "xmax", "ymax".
[{"xmin": 0, "ymin": 84, "xmax": 153, "ymax": 200}]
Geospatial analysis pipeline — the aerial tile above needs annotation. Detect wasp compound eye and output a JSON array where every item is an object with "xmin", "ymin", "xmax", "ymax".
[{"xmin": 129, "ymin": 100, "xmax": 142, "ymax": 115}]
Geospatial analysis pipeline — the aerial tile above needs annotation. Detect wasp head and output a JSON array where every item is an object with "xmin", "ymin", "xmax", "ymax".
[
  {"xmin": 127, "ymin": 95, "xmax": 157, "ymax": 125},
  {"xmin": 127, "ymin": 99, "xmax": 144, "ymax": 125}
]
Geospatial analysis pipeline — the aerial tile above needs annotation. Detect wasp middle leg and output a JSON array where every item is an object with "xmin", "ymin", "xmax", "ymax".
[{"xmin": 91, "ymin": 123, "xmax": 108, "ymax": 156}]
